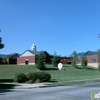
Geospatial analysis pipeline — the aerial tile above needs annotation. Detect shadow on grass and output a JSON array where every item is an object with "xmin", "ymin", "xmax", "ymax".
[
  {"xmin": 49, "ymin": 80, "xmax": 58, "ymax": 82},
  {"xmin": 0, "ymin": 79, "xmax": 14, "ymax": 83},
  {"xmin": 45, "ymin": 67, "xmax": 58, "ymax": 70},
  {"xmin": 85, "ymin": 67, "xmax": 97, "ymax": 71},
  {"xmin": 63, "ymin": 65, "xmax": 71, "ymax": 67},
  {"xmin": 75, "ymin": 66, "xmax": 83, "ymax": 69},
  {"xmin": 0, "ymin": 83, "xmax": 18, "ymax": 89}
]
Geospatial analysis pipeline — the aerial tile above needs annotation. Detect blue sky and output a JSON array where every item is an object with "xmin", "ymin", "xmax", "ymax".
[{"xmin": 0, "ymin": 0, "xmax": 100, "ymax": 56}]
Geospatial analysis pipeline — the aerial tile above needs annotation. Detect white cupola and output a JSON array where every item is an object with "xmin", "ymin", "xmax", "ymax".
[{"xmin": 31, "ymin": 43, "xmax": 37, "ymax": 51}]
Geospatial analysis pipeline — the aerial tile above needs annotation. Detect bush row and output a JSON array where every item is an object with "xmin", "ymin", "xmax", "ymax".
[{"xmin": 14, "ymin": 72, "xmax": 51, "ymax": 83}]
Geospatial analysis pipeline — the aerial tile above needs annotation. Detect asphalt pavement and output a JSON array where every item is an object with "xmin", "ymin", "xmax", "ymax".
[{"xmin": 0, "ymin": 82, "xmax": 100, "ymax": 100}]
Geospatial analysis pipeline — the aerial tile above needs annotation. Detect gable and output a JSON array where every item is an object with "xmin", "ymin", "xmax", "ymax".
[
  {"xmin": 85, "ymin": 51, "xmax": 93, "ymax": 56},
  {"xmin": 20, "ymin": 51, "xmax": 35, "ymax": 57},
  {"xmin": 9, "ymin": 54, "xmax": 19, "ymax": 59},
  {"xmin": 84, "ymin": 51, "xmax": 98, "ymax": 56}
]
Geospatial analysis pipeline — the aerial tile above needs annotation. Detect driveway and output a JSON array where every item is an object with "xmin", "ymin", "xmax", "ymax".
[{"xmin": 0, "ymin": 82, "xmax": 100, "ymax": 100}]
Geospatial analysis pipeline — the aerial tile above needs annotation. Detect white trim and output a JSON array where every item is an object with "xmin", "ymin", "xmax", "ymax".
[
  {"xmin": 25, "ymin": 59, "xmax": 29, "ymax": 60},
  {"xmin": 88, "ymin": 63, "xmax": 98, "ymax": 68},
  {"xmin": 20, "ymin": 51, "xmax": 35, "ymax": 57}
]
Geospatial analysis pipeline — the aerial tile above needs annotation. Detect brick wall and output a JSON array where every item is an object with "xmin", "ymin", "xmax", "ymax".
[{"xmin": 17, "ymin": 56, "xmax": 35, "ymax": 65}]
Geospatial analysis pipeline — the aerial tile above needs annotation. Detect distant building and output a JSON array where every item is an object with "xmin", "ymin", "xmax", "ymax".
[
  {"xmin": 0, "ymin": 53, "xmax": 20, "ymax": 64},
  {"xmin": 17, "ymin": 43, "xmax": 52, "ymax": 65},
  {"xmin": 60, "ymin": 57, "xmax": 72, "ymax": 64},
  {"xmin": 71, "ymin": 51, "xmax": 98, "ymax": 68},
  {"xmin": 17, "ymin": 43, "xmax": 72, "ymax": 65}
]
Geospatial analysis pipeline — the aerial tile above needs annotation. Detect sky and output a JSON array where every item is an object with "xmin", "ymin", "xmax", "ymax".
[{"xmin": 0, "ymin": 0, "xmax": 100, "ymax": 56}]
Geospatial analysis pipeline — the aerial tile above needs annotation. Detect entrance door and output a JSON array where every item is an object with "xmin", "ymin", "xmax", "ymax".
[
  {"xmin": 67, "ymin": 62, "xmax": 71, "ymax": 64},
  {"xmin": 25, "ymin": 60, "xmax": 29, "ymax": 65}
]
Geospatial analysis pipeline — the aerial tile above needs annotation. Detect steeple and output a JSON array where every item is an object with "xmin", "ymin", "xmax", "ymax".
[{"xmin": 31, "ymin": 43, "xmax": 37, "ymax": 51}]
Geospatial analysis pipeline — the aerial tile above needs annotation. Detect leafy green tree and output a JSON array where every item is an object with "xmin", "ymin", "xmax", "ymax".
[
  {"xmin": 52, "ymin": 52, "xmax": 59, "ymax": 67},
  {"xmin": 1, "ymin": 57, "xmax": 7, "ymax": 64},
  {"xmin": 36, "ymin": 51, "xmax": 46, "ymax": 70},
  {"xmin": 0, "ymin": 38, "xmax": 4, "ymax": 49},
  {"xmin": 71, "ymin": 51, "xmax": 77, "ymax": 67},
  {"xmin": 98, "ymin": 50, "xmax": 100, "ymax": 71},
  {"xmin": 81, "ymin": 56, "xmax": 87, "ymax": 68}
]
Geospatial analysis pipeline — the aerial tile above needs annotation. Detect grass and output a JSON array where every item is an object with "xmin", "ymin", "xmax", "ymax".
[
  {"xmin": 0, "ymin": 64, "xmax": 100, "ymax": 87},
  {"xmin": 0, "ymin": 65, "xmax": 37, "ymax": 80}
]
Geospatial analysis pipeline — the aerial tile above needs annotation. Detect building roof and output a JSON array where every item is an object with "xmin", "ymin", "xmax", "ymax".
[
  {"xmin": 70, "ymin": 50, "xmax": 98, "ymax": 57},
  {"xmin": 27, "ymin": 50, "xmax": 40, "ymax": 55},
  {"xmin": 0, "ymin": 53, "xmax": 20, "ymax": 58},
  {"xmin": 20, "ymin": 50, "xmax": 49, "ymax": 56},
  {"xmin": 77, "ymin": 51, "xmax": 98, "ymax": 57}
]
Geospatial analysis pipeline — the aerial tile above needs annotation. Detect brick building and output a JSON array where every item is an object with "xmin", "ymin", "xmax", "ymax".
[
  {"xmin": 0, "ymin": 53, "xmax": 20, "ymax": 64},
  {"xmin": 17, "ymin": 43, "xmax": 52, "ymax": 65},
  {"xmin": 60, "ymin": 57, "xmax": 72, "ymax": 64},
  {"xmin": 17, "ymin": 43, "xmax": 72, "ymax": 65},
  {"xmin": 71, "ymin": 51, "xmax": 98, "ymax": 68}
]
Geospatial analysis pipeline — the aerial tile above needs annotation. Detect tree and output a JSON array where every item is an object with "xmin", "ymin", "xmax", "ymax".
[
  {"xmin": 36, "ymin": 51, "xmax": 46, "ymax": 70},
  {"xmin": 98, "ymin": 50, "xmax": 100, "ymax": 71},
  {"xmin": 71, "ymin": 51, "xmax": 77, "ymax": 67},
  {"xmin": 81, "ymin": 56, "xmax": 87, "ymax": 68},
  {"xmin": 1, "ymin": 57, "xmax": 7, "ymax": 64},
  {"xmin": 52, "ymin": 52, "xmax": 59, "ymax": 67},
  {"xmin": 0, "ymin": 38, "xmax": 4, "ymax": 49}
]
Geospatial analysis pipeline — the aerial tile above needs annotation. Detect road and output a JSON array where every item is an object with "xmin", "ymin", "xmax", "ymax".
[{"xmin": 0, "ymin": 82, "xmax": 100, "ymax": 100}]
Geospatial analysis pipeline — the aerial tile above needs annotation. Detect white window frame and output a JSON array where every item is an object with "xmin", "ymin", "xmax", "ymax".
[
  {"xmin": 92, "ymin": 59, "xmax": 96, "ymax": 63},
  {"xmin": 77, "ymin": 60, "xmax": 81, "ymax": 64}
]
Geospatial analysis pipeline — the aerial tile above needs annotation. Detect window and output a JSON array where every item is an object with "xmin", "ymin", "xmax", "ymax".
[
  {"xmin": 77, "ymin": 60, "xmax": 81, "ymax": 64},
  {"xmin": 92, "ymin": 59, "xmax": 96, "ymax": 63},
  {"xmin": 64, "ymin": 59, "xmax": 66, "ymax": 61}
]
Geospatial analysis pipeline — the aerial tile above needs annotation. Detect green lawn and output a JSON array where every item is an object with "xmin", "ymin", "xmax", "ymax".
[{"xmin": 0, "ymin": 64, "xmax": 100, "ymax": 83}]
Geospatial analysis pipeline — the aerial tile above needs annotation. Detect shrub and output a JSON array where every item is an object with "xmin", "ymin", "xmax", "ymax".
[
  {"xmin": 14, "ymin": 73, "xmax": 28, "ymax": 83},
  {"xmin": 35, "ymin": 79, "xmax": 41, "ymax": 83},
  {"xmin": 26, "ymin": 80, "xmax": 34, "ymax": 84},
  {"xmin": 15, "ymin": 72, "xmax": 51, "ymax": 83},
  {"xmin": 35, "ymin": 72, "xmax": 51, "ymax": 82},
  {"xmin": 28, "ymin": 72, "xmax": 51, "ymax": 82},
  {"xmin": 26, "ymin": 72, "xmax": 36, "ymax": 83}
]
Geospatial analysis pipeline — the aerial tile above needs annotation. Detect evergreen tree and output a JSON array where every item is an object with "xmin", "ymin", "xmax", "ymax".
[
  {"xmin": 36, "ymin": 51, "xmax": 46, "ymax": 70},
  {"xmin": 81, "ymin": 56, "xmax": 87, "ymax": 68},
  {"xmin": 71, "ymin": 51, "xmax": 77, "ymax": 67},
  {"xmin": 52, "ymin": 52, "xmax": 59, "ymax": 67},
  {"xmin": 0, "ymin": 37, "xmax": 4, "ymax": 49}
]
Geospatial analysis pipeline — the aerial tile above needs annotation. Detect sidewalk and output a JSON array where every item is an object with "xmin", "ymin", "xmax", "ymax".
[
  {"xmin": 0, "ymin": 82, "xmax": 52, "ymax": 89},
  {"xmin": 15, "ymin": 82, "xmax": 51, "ymax": 89}
]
